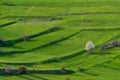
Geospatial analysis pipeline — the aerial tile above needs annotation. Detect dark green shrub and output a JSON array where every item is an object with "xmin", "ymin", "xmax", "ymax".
[
  {"xmin": 77, "ymin": 67, "xmax": 85, "ymax": 72},
  {"xmin": 17, "ymin": 66, "xmax": 27, "ymax": 74},
  {"xmin": 61, "ymin": 67, "xmax": 67, "ymax": 74},
  {"xmin": 66, "ymin": 78, "xmax": 70, "ymax": 80},
  {"xmin": 22, "ymin": 36, "xmax": 29, "ymax": 41}
]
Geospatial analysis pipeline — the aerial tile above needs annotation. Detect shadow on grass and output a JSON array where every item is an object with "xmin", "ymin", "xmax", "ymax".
[
  {"xmin": 1, "ymin": 26, "xmax": 62, "ymax": 47},
  {"xmin": 83, "ymin": 72, "xmax": 99, "ymax": 76},
  {"xmin": 1, "ymin": 30, "xmax": 81, "ymax": 56},
  {"xmin": 0, "ymin": 69, "xmax": 75, "ymax": 76},
  {"xmin": 41, "ymin": 50, "xmax": 86, "ymax": 64},
  {"xmin": 28, "ymin": 69, "xmax": 75, "ymax": 75},
  {"xmin": 0, "ymin": 21, "xmax": 17, "ymax": 28}
]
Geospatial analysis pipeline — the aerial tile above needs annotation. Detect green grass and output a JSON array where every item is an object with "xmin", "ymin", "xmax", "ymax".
[{"xmin": 0, "ymin": 0, "xmax": 120, "ymax": 80}]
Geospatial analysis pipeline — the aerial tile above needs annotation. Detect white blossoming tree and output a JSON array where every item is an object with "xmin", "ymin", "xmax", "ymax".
[{"xmin": 85, "ymin": 41, "xmax": 95, "ymax": 53}]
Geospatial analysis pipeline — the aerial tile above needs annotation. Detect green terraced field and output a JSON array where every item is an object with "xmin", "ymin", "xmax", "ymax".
[{"xmin": 0, "ymin": 0, "xmax": 120, "ymax": 80}]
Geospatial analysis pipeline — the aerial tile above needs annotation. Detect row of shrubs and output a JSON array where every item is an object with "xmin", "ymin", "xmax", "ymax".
[
  {"xmin": 2, "ymin": 66, "xmax": 27, "ymax": 75},
  {"xmin": 100, "ymin": 40, "xmax": 120, "ymax": 50},
  {"xmin": 86, "ymin": 40, "xmax": 120, "ymax": 53},
  {"xmin": 1, "ymin": 66, "xmax": 85, "ymax": 75}
]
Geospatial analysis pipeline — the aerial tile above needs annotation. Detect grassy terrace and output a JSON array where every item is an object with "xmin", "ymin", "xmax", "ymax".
[{"xmin": 0, "ymin": 0, "xmax": 120, "ymax": 80}]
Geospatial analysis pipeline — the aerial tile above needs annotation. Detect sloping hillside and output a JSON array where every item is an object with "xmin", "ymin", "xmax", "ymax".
[{"xmin": 0, "ymin": 0, "xmax": 120, "ymax": 80}]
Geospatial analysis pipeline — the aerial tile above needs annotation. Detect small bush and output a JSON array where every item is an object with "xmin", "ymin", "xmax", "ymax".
[
  {"xmin": 100, "ymin": 40, "xmax": 120, "ymax": 50},
  {"xmin": 22, "ymin": 36, "xmax": 29, "ymax": 41},
  {"xmin": 77, "ymin": 67, "xmax": 85, "ymax": 72},
  {"xmin": 61, "ymin": 67, "xmax": 67, "ymax": 74},
  {"xmin": 49, "ymin": 26, "xmax": 60, "ymax": 32},
  {"xmin": 4, "ymin": 67, "xmax": 13, "ymax": 75},
  {"xmin": 17, "ymin": 66, "xmax": 27, "ymax": 74}
]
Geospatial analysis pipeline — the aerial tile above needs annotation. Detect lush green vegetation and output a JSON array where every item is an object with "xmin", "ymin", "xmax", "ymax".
[{"xmin": 0, "ymin": 0, "xmax": 120, "ymax": 80}]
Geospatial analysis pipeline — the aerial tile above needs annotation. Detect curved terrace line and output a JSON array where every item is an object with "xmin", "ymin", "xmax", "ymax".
[
  {"xmin": 0, "ymin": 20, "xmax": 18, "ymax": 28},
  {"xmin": 1, "ymin": 26, "xmax": 62, "ymax": 47},
  {"xmin": 68, "ymin": 12, "xmax": 120, "ymax": 16},
  {"xmin": 41, "ymin": 34, "xmax": 120, "ymax": 64},
  {"xmin": 1, "ymin": 30, "xmax": 81, "ymax": 56}
]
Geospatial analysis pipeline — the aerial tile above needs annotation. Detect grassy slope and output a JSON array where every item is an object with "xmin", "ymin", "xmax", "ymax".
[{"xmin": 0, "ymin": 0, "xmax": 120, "ymax": 80}]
